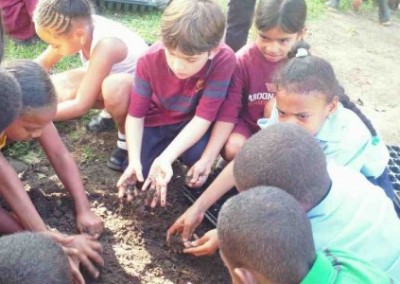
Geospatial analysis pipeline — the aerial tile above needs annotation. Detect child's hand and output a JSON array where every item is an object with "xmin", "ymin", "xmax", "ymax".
[
  {"xmin": 63, "ymin": 234, "xmax": 104, "ymax": 279},
  {"xmin": 186, "ymin": 158, "xmax": 212, "ymax": 188},
  {"xmin": 142, "ymin": 157, "xmax": 173, "ymax": 207},
  {"xmin": 117, "ymin": 162, "xmax": 144, "ymax": 202},
  {"xmin": 68, "ymin": 256, "xmax": 86, "ymax": 284},
  {"xmin": 183, "ymin": 229, "xmax": 219, "ymax": 256},
  {"xmin": 76, "ymin": 210, "xmax": 104, "ymax": 238},
  {"xmin": 167, "ymin": 205, "xmax": 205, "ymax": 243}
]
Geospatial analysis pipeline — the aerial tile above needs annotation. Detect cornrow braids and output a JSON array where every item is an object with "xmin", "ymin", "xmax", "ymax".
[
  {"xmin": 338, "ymin": 86, "xmax": 379, "ymax": 142},
  {"xmin": 34, "ymin": 0, "xmax": 93, "ymax": 35}
]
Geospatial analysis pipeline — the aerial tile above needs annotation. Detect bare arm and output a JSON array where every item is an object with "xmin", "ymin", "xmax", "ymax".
[
  {"xmin": 38, "ymin": 123, "xmax": 103, "ymax": 235},
  {"xmin": 54, "ymin": 38, "xmax": 127, "ymax": 121},
  {"xmin": 34, "ymin": 45, "xmax": 63, "ymax": 71},
  {"xmin": 0, "ymin": 154, "xmax": 47, "ymax": 231}
]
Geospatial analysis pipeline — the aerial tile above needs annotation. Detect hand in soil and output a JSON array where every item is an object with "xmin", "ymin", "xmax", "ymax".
[
  {"xmin": 117, "ymin": 162, "xmax": 144, "ymax": 202},
  {"xmin": 167, "ymin": 233, "xmax": 199, "ymax": 254},
  {"xmin": 183, "ymin": 229, "xmax": 219, "ymax": 256},
  {"xmin": 117, "ymin": 184, "xmax": 157, "ymax": 208},
  {"xmin": 63, "ymin": 234, "xmax": 104, "ymax": 279},
  {"xmin": 185, "ymin": 158, "xmax": 212, "ymax": 188},
  {"xmin": 142, "ymin": 157, "xmax": 173, "ymax": 207},
  {"xmin": 167, "ymin": 204, "xmax": 205, "ymax": 242},
  {"xmin": 76, "ymin": 210, "xmax": 104, "ymax": 238}
]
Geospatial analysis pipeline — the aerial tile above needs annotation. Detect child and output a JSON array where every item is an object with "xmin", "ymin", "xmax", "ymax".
[
  {"xmin": 33, "ymin": 0, "xmax": 148, "ymax": 169},
  {"xmin": 186, "ymin": 0, "xmax": 307, "ymax": 188},
  {"xmin": 2, "ymin": 59, "xmax": 103, "ymax": 236},
  {"xmin": 218, "ymin": 186, "xmax": 393, "ymax": 284},
  {"xmin": 0, "ymin": 231, "xmax": 104, "ymax": 284},
  {"xmin": 171, "ymin": 123, "xmax": 400, "ymax": 281},
  {"xmin": 117, "ymin": 0, "xmax": 236, "ymax": 207},
  {"xmin": 257, "ymin": 42, "xmax": 393, "ymax": 198},
  {"xmin": 0, "ymin": 232, "xmax": 72, "ymax": 284}
]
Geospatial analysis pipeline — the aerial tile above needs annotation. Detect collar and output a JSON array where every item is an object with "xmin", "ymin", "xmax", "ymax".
[
  {"xmin": 301, "ymin": 251, "xmax": 337, "ymax": 284},
  {"xmin": 315, "ymin": 104, "xmax": 344, "ymax": 143}
]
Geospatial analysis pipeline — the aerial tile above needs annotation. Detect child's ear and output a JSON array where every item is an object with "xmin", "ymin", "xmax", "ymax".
[
  {"xmin": 208, "ymin": 46, "xmax": 221, "ymax": 60},
  {"xmin": 234, "ymin": 268, "xmax": 258, "ymax": 284},
  {"xmin": 74, "ymin": 28, "xmax": 87, "ymax": 45},
  {"xmin": 327, "ymin": 96, "xmax": 339, "ymax": 116}
]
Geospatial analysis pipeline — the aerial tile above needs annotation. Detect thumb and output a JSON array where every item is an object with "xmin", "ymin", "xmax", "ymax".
[{"xmin": 190, "ymin": 234, "xmax": 208, "ymax": 247}]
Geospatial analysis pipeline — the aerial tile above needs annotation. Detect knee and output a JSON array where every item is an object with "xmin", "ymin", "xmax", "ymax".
[
  {"xmin": 222, "ymin": 136, "xmax": 246, "ymax": 161},
  {"xmin": 102, "ymin": 74, "xmax": 131, "ymax": 108}
]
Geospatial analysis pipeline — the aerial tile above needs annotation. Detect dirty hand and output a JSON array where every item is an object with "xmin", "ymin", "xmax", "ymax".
[
  {"xmin": 116, "ymin": 161, "xmax": 144, "ymax": 202},
  {"xmin": 183, "ymin": 229, "xmax": 219, "ymax": 256},
  {"xmin": 63, "ymin": 234, "xmax": 104, "ymax": 279},
  {"xmin": 186, "ymin": 158, "xmax": 212, "ymax": 188},
  {"xmin": 167, "ymin": 205, "xmax": 205, "ymax": 243},
  {"xmin": 142, "ymin": 157, "xmax": 173, "ymax": 208},
  {"xmin": 76, "ymin": 210, "xmax": 104, "ymax": 238}
]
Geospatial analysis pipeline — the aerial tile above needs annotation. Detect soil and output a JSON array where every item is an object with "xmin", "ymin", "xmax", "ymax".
[{"xmin": 4, "ymin": 8, "xmax": 400, "ymax": 284}]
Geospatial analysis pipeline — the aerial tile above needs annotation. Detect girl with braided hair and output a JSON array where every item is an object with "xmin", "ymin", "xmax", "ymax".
[{"xmin": 258, "ymin": 42, "xmax": 393, "ymax": 199}]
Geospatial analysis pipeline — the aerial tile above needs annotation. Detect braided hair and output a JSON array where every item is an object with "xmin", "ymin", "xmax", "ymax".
[
  {"xmin": 276, "ymin": 41, "xmax": 379, "ymax": 142},
  {"xmin": 33, "ymin": 0, "xmax": 93, "ymax": 36}
]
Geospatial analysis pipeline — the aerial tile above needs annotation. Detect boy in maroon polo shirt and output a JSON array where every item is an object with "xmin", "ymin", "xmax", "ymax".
[{"xmin": 116, "ymin": 0, "xmax": 236, "ymax": 207}]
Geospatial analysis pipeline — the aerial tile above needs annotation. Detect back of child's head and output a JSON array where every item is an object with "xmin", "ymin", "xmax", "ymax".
[
  {"xmin": 218, "ymin": 186, "xmax": 315, "ymax": 283},
  {"xmin": 255, "ymin": 0, "xmax": 307, "ymax": 33},
  {"xmin": 3, "ymin": 60, "xmax": 57, "ymax": 115},
  {"xmin": 277, "ymin": 42, "xmax": 378, "ymax": 138},
  {"xmin": 0, "ymin": 232, "xmax": 72, "ymax": 284},
  {"xmin": 161, "ymin": 0, "xmax": 225, "ymax": 55},
  {"xmin": 0, "ymin": 70, "xmax": 22, "ymax": 132},
  {"xmin": 34, "ymin": 0, "xmax": 93, "ymax": 35},
  {"xmin": 234, "ymin": 123, "xmax": 330, "ymax": 209}
]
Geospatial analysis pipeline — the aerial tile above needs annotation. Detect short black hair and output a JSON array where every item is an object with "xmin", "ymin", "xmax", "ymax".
[
  {"xmin": 0, "ymin": 70, "xmax": 22, "ymax": 132},
  {"xmin": 234, "ymin": 123, "xmax": 330, "ymax": 208},
  {"xmin": 218, "ymin": 186, "xmax": 315, "ymax": 283},
  {"xmin": 0, "ymin": 232, "xmax": 72, "ymax": 284},
  {"xmin": 3, "ymin": 60, "xmax": 56, "ymax": 115}
]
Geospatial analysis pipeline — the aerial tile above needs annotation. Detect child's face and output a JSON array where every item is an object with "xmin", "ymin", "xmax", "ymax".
[
  {"xmin": 276, "ymin": 89, "xmax": 337, "ymax": 135},
  {"xmin": 35, "ymin": 25, "xmax": 84, "ymax": 56},
  {"xmin": 165, "ymin": 47, "xmax": 211, "ymax": 80},
  {"xmin": 5, "ymin": 109, "xmax": 55, "ymax": 141},
  {"xmin": 256, "ymin": 27, "xmax": 303, "ymax": 63}
]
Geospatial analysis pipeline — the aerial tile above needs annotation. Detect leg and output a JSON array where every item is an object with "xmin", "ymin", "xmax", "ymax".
[
  {"xmin": 376, "ymin": 0, "xmax": 391, "ymax": 23},
  {"xmin": 51, "ymin": 68, "xmax": 86, "ymax": 103},
  {"xmin": 221, "ymin": 120, "xmax": 252, "ymax": 161},
  {"xmin": 102, "ymin": 73, "xmax": 133, "ymax": 133},
  {"xmin": 180, "ymin": 128, "xmax": 212, "ymax": 167},
  {"xmin": 0, "ymin": 208, "xmax": 23, "ymax": 234},
  {"xmin": 121, "ymin": 122, "xmax": 188, "ymax": 176},
  {"xmin": 221, "ymin": 133, "xmax": 248, "ymax": 162},
  {"xmin": 225, "ymin": 0, "xmax": 256, "ymax": 52}
]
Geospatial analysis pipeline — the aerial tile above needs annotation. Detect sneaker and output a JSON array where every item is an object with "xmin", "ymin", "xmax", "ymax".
[
  {"xmin": 86, "ymin": 115, "xmax": 115, "ymax": 133},
  {"xmin": 107, "ymin": 147, "xmax": 128, "ymax": 171}
]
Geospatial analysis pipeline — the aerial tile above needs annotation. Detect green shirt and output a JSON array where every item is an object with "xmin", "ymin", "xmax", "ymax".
[{"xmin": 302, "ymin": 249, "xmax": 394, "ymax": 284}]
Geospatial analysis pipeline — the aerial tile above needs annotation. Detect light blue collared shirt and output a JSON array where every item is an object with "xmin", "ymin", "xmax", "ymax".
[
  {"xmin": 307, "ymin": 164, "xmax": 400, "ymax": 281},
  {"xmin": 257, "ymin": 104, "xmax": 389, "ymax": 178}
]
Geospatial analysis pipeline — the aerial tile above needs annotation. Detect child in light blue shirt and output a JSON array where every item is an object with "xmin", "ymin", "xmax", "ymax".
[{"xmin": 258, "ymin": 42, "xmax": 392, "ymax": 198}]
